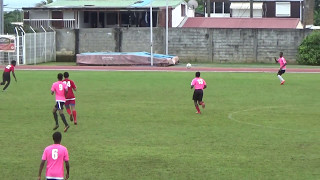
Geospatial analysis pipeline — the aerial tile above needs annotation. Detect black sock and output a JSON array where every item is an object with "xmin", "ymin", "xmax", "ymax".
[
  {"xmin": 60, "ymin": 114, "xmax": 69, "ymax": 126},
  {"xmin": 53, "ymin": 112, "xmax": 58, "ymax": 125}
]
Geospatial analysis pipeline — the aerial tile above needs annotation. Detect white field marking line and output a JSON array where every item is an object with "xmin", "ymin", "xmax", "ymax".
[
  {"xmin": 228, "ymin": 106, "xmax": 320, "ymax": 133},
  {"xmin": 16, "ymin": 68, "xmax": 320, "ymax": 73}
]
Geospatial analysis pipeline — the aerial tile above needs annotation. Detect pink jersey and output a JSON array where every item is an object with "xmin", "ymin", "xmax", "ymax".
[
  {"xmin": 4, "ymin": 64, "xmax": 14, "ymax": 73},
  {"xmin": 41, "ymin": 144, "xmax": 69, "ymax": 179},
  {"xmin": 63, "ymin": 78, "xmax": 76, "ymax": 100},
  {"xmin": 191, "ymin": 77, "xmax": 206, "ymax": 90},
  {"xmin": 51, "ymin": 81, "xmax": 68, "ymax": 102},
  {"xmin": 277, "ymin": 57, "xmax": 287, "ymax": 70}
]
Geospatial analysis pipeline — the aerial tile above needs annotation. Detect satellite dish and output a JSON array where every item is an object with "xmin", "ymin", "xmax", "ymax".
[{"xmin": 187, "ymin": 0, "xmax": 198, "ymax": 9}]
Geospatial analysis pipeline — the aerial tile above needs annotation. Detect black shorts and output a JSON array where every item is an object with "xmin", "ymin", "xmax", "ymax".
[
  {"xmin": 193, "ymin": 89, "xmax": 203, "ymax": 101},
  {"xmin": 278, "ymin": 69, "xmax": 286, "ymax": 75},
  {"xmin": 2, "ymin": 72, "xmax": 10, "ymax": 82},
  {"xmin": 55, "ymin": 101, "xmax": 65, "ymax": 110}
]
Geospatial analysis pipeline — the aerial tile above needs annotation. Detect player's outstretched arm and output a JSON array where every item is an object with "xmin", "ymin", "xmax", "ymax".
[
  {"xmin": 274, "ymin": 57, "xmax": 278, "ymax": 63},
  {"xmin": 12, "ymin": 72, "xmax": 17, "ymax": 82},
  {"xmin": 38, "ymin": 160, "xmax": 45, "ymax": 180},
  {"xmin": 65, "ymin": 161, "xmax": 70, "ymax": 179}
]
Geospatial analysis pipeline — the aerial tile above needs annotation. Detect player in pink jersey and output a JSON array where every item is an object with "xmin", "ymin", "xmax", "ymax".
[
  {"xmin": 191, "ymin": 72, "xmax": 207, "ymax": 114},
  {"xmin": 63, "ymin": 72, "xmax": 78, "ymax": 125},
  {"xmin": 0, "ymin": 60, "xmax": 17, "ymax": 91},
  {"xmin": 51, "ymin": 73, "xmax": 70, "ymax": 132},
  {"xmin": 38, "ymin": 131, "xmax": 70, "ymax": 180},
  {"xmin": 274, "ymin": 52, "xmax": 287, "ymax": 85}
]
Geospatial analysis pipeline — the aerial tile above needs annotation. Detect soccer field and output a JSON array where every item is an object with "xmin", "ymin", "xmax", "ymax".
[{"xmin": 1, "ymin": 70, "xmax": 319, "ymax": 180}]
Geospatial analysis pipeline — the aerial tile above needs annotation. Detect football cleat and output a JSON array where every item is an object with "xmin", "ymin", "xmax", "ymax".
[
  {"xmin": 53, "ymin": 125, "xmax": 59, "ymax": 130},
  {"xmin": 64, "ymin": 125, "xmax": 70, "ymax": 132},
  {"xmin": 70, "ymin": 115, "xmax": 73, "ymax": 122},
  {"xmin": 281, "ymin": 80, "xmax": 285, "ymax": 85}
]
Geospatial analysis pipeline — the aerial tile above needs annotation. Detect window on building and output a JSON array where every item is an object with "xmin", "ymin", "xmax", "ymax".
[
  {"xmin": 52, "ymin": 11, "xmax": 63, "ymax": 28},
  {"xmin": 106, "ymin": 13, "xmax": 118, "ymax": 26},
  {"xmin": 181, "ymin": 4, "xmax": 186, "ymax": 16},
  {"xmin": 276, "ymin": 2, "xmax": 291, "ymax": 17},
  {"xmin": 210, "ymin": 2, "xmax": 230, "ymax": 14},
  {"xmin": 224, "ymin": 2, "xmax": 230, "ymax": 13},
  {"xmin": 215, "ymin": 2, "xmax": 223, "ymax": 13},
  {"xmin": 24, "ymin": 11, "xmax": 29, "ymax": 19},
  {"xmin": 84, "ymin": 11, "xmax": 89, "ymax": 23}
]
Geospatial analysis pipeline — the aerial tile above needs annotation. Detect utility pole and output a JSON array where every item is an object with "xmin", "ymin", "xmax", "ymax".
[
  {"xmin": 206, "ymin": 0, "xmax": 210, "ymax": 17},
  {"xmin": 250, "ymin": 0, "xmax": 253, "ymax": 18},
  {"xmin": 0, "ymin": 0, "xmax": 3, "ymax": 34}
]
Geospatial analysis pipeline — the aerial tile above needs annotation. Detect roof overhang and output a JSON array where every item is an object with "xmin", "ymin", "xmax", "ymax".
[{"xmin": 22, "ymin": 7, "xmax": 161, "ymax": 11}]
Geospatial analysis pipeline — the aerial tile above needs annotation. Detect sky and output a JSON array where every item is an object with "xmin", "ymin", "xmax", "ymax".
[{"xmin": 3, "ymin": 0, "xmax": 43, "ymax": 11}]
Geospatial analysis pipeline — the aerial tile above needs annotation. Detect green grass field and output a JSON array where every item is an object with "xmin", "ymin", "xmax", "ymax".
[{"xmin": 1, "ymin": 70, "xmax": 320, "ymax": 180}]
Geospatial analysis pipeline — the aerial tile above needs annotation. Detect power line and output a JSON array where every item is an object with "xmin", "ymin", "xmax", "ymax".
[{"xmin": 4, "ymin": 6, "xmax": 22, "ymax": 9}]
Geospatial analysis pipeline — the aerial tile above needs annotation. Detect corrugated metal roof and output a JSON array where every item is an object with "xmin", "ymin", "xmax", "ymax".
[
  {"xmin": 182, "ymin": 17, "xmax": 302, "ymax": 29},
  {"xmin": 43, "ymin": 0, "xmax": 183, "ymax": 8}
]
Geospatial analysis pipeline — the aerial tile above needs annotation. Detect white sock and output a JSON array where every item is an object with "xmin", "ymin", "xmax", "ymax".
[{"xmin": 277, "ymin": 75, "xmax": 284, "ymax": 82}]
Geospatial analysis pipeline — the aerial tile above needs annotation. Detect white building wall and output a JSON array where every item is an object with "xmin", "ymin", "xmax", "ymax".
[
  {"xmin": 29, "ymin": 11, "xmax": 49, "ymax": 19},
  {"xmin": 172, "ymin": 3, "xmax": 194, "ymax": 27},
  {"xmin": 63, "ymin": 11, "xmax": 75, "ymax": 19},
  {"xmin": 186, "ymin": 8, "xmax": 196, "ymax": 17}
]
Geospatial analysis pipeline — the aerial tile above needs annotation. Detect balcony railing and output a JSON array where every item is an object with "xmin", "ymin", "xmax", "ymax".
[{"xmin": 23, "ymin": 19, "xmax": 76, "ymax": 29}]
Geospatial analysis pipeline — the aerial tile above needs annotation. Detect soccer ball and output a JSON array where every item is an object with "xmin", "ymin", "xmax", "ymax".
[{"xmin": 186, "ymin": 63, "xmax": 192, "ymax": 69}]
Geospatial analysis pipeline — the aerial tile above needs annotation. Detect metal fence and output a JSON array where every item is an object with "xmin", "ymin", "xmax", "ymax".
[{"xmin": 0, "ymin": 27, "xmax": 56, "ymax": 65}]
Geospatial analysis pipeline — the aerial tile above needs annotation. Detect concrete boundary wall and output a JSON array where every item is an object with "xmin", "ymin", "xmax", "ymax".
[{"xmin": 56, "ymin": 28, "xmax": 311, "ymax": 63}]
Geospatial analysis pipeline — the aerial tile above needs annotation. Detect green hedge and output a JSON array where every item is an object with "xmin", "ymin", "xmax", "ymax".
[{"xmin": 297, "ymin": 30, "xmax": 320, "ymax": 65}]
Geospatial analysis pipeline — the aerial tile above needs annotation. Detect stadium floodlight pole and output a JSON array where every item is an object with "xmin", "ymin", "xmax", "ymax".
[
  {"xmin": 14, "ymin": 27, "xmax": 19, "ymax": 65},
  {"xmin": 0, "ymin": 0, "xmax": 3, "ymax": 34},
  {"xmin": 299, "ymin": 0, "xmax": 302, "ymax": 22},
  {"xmin": 165, "ymin": 0, "xmax": 168, "ymax": 55},
  {"xmin": 150, "ymin": 0, "xmax": 153, "ymax": 66}
]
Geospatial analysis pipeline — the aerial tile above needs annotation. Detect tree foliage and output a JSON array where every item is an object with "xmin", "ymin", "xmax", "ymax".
[
  {"xmin": 297, "ymin": 30, "xmax": 320, "ymax": 65},
  {"xmin": 195, "ymin": 0, "xmax": 205, "ymax": 14},
  {"xmin": 35, "ymin": 0, "xmax": 53, "ymax": 7},
  {"xmin": 4, "ymin": 10, "xmax": 22, "ymax": 34}
]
